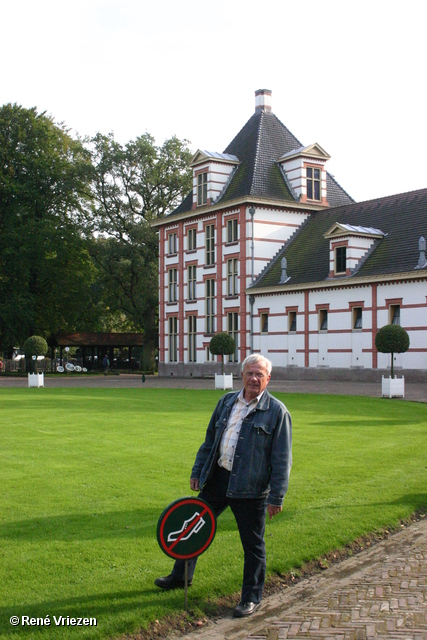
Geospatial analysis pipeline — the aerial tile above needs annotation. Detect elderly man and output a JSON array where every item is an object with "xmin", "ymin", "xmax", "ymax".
[{"xmin": 155, "ymin": 354, "xmax": 292, "ymax": 617}]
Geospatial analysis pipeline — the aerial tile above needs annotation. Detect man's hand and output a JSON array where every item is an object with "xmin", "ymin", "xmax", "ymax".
[
  {"xmin": 190, "ymin": 478, "xmax": 200, "ymax": 491},
  {"xmin": 267, "ymin": 504, "xmax": 282, "ymax": 520}
]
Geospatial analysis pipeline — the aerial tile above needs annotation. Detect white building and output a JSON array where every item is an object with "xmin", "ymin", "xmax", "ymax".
[{"xmin": 152, "ymin": 91, "xmax": 427, "ymax": 377}]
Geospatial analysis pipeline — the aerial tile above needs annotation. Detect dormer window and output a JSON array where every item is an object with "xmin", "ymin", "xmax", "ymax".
[
  {"xmin": 324, "ymin": 223, "xmax": 386, "ymax": 278},
  {"xmin": 197, "ymin": 172, "xmax": 207, "ymax": 206},
  {"xmin": 190, "ymin": 150, "xmax": 239, "ymax": 210},
  {"xmin": 335, "ymin": 246, "xmax": 347, "ymax": 274},
  {"xmin": 278, "ymin": 143, "xmax": 330, "ymax": 206},
  {"xmin": 306, "ymin": 167, "xmax": 321, "ymax": 201}
]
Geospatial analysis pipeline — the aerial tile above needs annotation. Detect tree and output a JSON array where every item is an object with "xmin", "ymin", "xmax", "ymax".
[
  {"xmin": 209, "ymin": 332, "xmax": 236, "ymax": 374},
  {"xmin": 86, "ymin": 132, "xmax": 192, "ymax": 368},
  {"xmin": 0, "ymin": 104, "xmax": 98, "ymax": 354},
  {"xmin": 23, "ymin": 335, "xmax": 48, "ymax": 373},
  {"xmin": 375, "ymin": 324, "xmax": 410, "ymax": 377}
]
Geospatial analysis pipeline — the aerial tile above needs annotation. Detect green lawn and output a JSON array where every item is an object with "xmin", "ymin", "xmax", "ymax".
[{"xmin": 0, "ymin": 388, "xmax": 426, "ymax": 639}]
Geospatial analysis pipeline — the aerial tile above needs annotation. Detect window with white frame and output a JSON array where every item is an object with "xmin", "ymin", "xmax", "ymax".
[
  {"xmin": 227, "ymin": 258, "xmax": 238, "ymax": 296},
  {"xmin": 206, "ymin": 345, "xmax": 215, "ymax": 362},
  {"xmin": 319, "ymin": 309, "xmax": 328, "ymax": 331},
  {"xmin": 168, "ymin": 268, "xmax": 177, "ymax": 303},
  {"xmin": 187, "ymin": 265, "xmax": 197, "ymax": 301},
  {"xmin": 205, "ymin": 224, "xmax": 215, "ymax": 266},
  {"xmin": 197, "ymin": 172, "xmax": 207, "ymax": 206},
  {"xmin": 390, "ymin": 304, "xmax": 401, "ymax": 325},
  {"xmin": 353, "ymin": 307, "xmax": 362, "ymax": 330},
  {"xmin": 335, "ymin": 246, "xmax": 347, "ymax": 274},
  {"xmin": 227, "ymin": 312, "xmax": 238, "ymax": 362},
  {"xmin": 168, "ymin": 232, "xmax": 177, "ymax": 255},
  {"xmin": 205, "ymin": 279, "xmax": 215, "ymax": 334},
  {"xmin": 288, "ymin": 311, "xmax": 297, "ymax": 332},
  {"xmin": 260, "ymin": 312, "xmax": 269, "ymax": 334},
  {"xmin": 306, "ymin": 167, "xmax": 321, "ymax": 200},
  {"xmin": 169, "ymin": 317, "xmax": 178, "ymax": 362},
  {"xmin": 187, "ymin": 227, "xmax": 196, "ymax": 252},
  {"xmin": 188, "ymin": 315, "xmax": 197, "ymax": 362},
  {"xmin": 227, "ymin": 218, "xmax": 238, "ymax": 243}
]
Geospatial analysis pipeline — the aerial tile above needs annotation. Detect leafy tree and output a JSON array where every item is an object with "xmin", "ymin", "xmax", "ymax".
[
  {"xmin": 375, "ymin": 324, "xmax": 410, "ymax": 377},
  {"xmin": 209, "ymin": 332, "xmax": 236, "ymax": 374},
  {"xmin": 23, "ymin": 335, "xmax": 48, "ymax": 373},
  {"xmin": 86, "ymin": 132, "xmax": 192, "ymax": 367},
  {"xmin": 0, "ymin": 104, "xmax": 97, "ymax": 354}
]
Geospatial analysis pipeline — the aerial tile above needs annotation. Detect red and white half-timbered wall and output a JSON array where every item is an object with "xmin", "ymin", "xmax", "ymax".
[
  {"xmin": 158, "ymin": 203, "xmax": 310, "ymax": 372},
  {"xmin": 251, "ymin": 277, "xmax": 427, "ymax": 371}
]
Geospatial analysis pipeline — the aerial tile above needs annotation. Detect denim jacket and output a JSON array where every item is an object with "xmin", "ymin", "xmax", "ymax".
[{"xmin": 191, "ymin": 390, "xmax": 292, "ymax": 506}]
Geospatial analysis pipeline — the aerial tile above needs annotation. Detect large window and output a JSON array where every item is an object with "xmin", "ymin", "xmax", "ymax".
[
  {"xmin": 227, "ymin": 312, "xmax": 238, "ymax": 362},
  {"xmin": 169, "ymin": 317, "xmax": 178, "ymax": 362},
  {"xmin": 205, "ymin": 224, "xmax": 215, "ymax": 266},
  {"xmin": 227, "ymin": 258, "xmax": 238, "ymax": 296},
  {"xmin": 168, "ymin": 232, "xmax": 177, "ymax": 255},
  {"xmin": 306, "ymin": 167, "xmax": 321, "ymax": 200},
  {"xmin": 335, "ymin": 246, "xmax": 347, "ymax": 274},
  {"xmin": 197, "ymin": 172, "xmax": 207, "ymax": 206},
  {"xmin": 187, "ymin": 227, "xmax": 196, "ymax": 251},
  {"xmin": 188, "ymin": 315, "xmax": 197, "ymax": 362},
  {"xmin": 205, "ymin": 279, "xmax": 215, "ymax": 334},
  {"xmin": 168, "ymin": 268, "xmax": 177, "ymax": 303},
  {"xmin": 187, "ymin": 265, "xmax": 197, "ymax": 301},
  {"xmin": 227, "ymin": 218, "xmax": 238, "ymax": 243}
]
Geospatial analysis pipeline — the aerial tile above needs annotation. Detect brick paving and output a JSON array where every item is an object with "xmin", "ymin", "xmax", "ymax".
[{"xmin": 170, "ymin": 516, "xmax": 427, "ymax": 640}]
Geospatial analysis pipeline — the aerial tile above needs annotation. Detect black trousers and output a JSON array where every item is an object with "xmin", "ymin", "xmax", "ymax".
[{"xmin": 171, "ymin": 465, "xmax": 267, "ymax": 603}]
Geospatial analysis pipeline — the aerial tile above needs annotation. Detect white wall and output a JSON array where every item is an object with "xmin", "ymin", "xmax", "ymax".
[{"xmin": 251, "ymin": 279, "xmax": 427, "ymax": 370}]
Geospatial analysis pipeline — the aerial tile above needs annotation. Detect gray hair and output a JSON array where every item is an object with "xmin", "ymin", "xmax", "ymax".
[{"xmin": 241, "ymin": 354, "xmax": 272, "ymax": 376}]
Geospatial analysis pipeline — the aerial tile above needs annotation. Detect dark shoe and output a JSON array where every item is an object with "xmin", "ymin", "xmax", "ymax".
[
  {"xmin": 233, "ymin": 601, "xmax": 261, "ymax": 617},
  {"xmin": 154, "ymin": 574, "xmax": 192, "ymax": 590}
]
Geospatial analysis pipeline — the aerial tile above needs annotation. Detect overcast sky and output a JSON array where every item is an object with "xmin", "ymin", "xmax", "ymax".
[{"xmin": 2, "ymin": 0, "xmax": 426, "ymax": 203}]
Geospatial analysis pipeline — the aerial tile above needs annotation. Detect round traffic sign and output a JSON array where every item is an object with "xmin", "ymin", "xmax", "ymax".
[{"xmin": 157, "ymin": 497, "xmax": 216, "ymax": 560}]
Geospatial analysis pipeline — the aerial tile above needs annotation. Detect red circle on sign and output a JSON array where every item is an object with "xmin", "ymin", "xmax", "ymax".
[{"xmin": 157, "ymin": 497, "xmax": 216, "ymax": 560}]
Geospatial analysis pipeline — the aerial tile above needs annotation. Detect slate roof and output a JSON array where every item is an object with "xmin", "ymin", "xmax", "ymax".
[
  {"xmin": 168, "ymin": 110, "xmax": 354, "ymax": 218},
  {"xmin": 251, "ymin": 188, "xmax": 427, "ymax": 290}
]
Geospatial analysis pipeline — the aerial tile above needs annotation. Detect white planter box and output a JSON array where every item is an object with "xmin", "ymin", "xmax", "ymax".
[
  {"xmin": 28, "ymin": 372, "xmax": 44, "ymax": 388},
  {"xmin": 215, "ymin": 374, "xmax": 233, "ymax": 390},
  {"xmin": 382, "ymin": 375, "xmax": 404, "ymax": 398}
]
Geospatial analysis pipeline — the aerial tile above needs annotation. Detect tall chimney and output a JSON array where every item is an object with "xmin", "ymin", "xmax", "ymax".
[{"xmin": 255, "ymin": 89, "xmax": 272, "ymax": 113}]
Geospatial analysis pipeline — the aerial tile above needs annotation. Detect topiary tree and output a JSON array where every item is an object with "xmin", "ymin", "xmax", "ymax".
[
  {"xmin": 209, "ymin": 332, "xmax": 236, "ymax": 374},
  {"xmin": 375, "ymin": 324, "xmax": 410, "ymax": 378},
  {"xmin": 23, "ymin": 336, "xmax": 48, "ymax": 374}
]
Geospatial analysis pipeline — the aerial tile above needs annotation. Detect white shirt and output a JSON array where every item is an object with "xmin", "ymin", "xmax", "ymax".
[{"xmin": 217, "ymin": 389, "xmax": 263, "ymax": 471}]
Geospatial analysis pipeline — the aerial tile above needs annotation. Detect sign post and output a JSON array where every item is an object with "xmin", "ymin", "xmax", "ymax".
[{"xmin": 157, "ymin": 497, "xmax": 217, "ymax": 609}]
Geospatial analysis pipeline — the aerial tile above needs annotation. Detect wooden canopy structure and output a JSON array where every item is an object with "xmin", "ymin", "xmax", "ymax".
[{"xmin": 51, "ymin": 333, "xmax": 144, "ymax": 370}]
